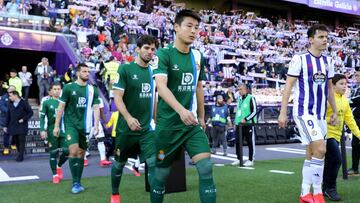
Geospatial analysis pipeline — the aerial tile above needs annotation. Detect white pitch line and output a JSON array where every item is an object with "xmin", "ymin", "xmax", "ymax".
[
  {"xmin": 238, "ymin": 166, "xmax": 255, "ymax": 170},
  {"xmin": 215, "ymin": 152, "xmax": 248, "ymax": 160},
  {"xmin": 211, "ymin": 154, "xmax": 238, "ymax": 161},
  {"xmin": 214, "ymin": 164, "xmax": 225, "ymax": 167},
  {"xmin": 266, "ymin": 147, "xmax": 306, "ymax": 155},
  {"xmin": 0, "ymin": 168, "xmax": 39, "ymax": 182},
  {"xmin": 269, "ymin": 170, "xmax": 294, "ymax": 175}
]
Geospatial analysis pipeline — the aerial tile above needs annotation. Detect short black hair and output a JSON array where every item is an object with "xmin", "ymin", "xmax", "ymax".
[
  {"xmin": 49, "ymin": 82, "xmax": 62, "ymax": 91},
  {"xmin": 76, "ymin": 63, "xmax": 88, "ymax": 72},
  {"xmin": 307, "ymin": 24, "xmax": 328, "ymax": 38},
  {"xmin": 10, "ymin": 68, "xmax": 17, "ymax": 73},
  {"xmin": 174, "ymin": 9, "xmax": 201, "ymax": 26},
  {"xmin": 9, "ymin": 90, "xmax": 19, "ymax": 97},
  {"xmin": 332, "ymin": 74, "xmax": 347, "ymax": 85},
  {"xmin": 137, "ymin": 35, "xmax": 159, "ymax": 49}
]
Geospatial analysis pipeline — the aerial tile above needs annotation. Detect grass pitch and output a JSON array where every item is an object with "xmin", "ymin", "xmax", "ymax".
[{"xmin": 1, "ymin": 158, "xmax": 360, "ymax": 203}]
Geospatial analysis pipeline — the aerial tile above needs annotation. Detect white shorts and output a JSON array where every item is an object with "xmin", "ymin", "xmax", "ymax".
[{"xmin": 293, "ymin": 115, "xmax": 327, "ymax": 145}]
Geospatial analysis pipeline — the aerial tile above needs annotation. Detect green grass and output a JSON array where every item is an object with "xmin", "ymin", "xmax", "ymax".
[{"xmin": 1, "ymin": 158, "xmax": 360, "ymax": 203}]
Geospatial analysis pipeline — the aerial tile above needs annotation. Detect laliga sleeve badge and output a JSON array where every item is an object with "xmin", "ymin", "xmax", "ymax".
[
  {"xmin": 116, "ymin": 149, "xmax": 121, "ymax": 156},
  {"xmin": 67, "ymin": 134, "xmax": 71, "ymax": 141},
  {"xmin": 311, "ymin": 130, "xmax": 317, "ymax": 136},
  {"xmin": 158, "ymin": 150, "xmax": 165, "ymax": 160}
]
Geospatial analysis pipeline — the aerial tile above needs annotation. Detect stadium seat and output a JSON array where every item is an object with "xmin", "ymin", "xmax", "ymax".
[
  {"xmin": 255, "ymin": 126, "xmax": 266, "ymax": 145},
  {"xmin": 275, "ymin": 127, "xmax": 287, "ymax": 143},
  {"xmin": 265, "ymin": 125, "xmax": 277, "ymax": 144}
]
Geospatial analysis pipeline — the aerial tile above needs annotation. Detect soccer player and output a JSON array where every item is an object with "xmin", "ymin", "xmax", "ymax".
[
  {"xmin": 150, "ymin": 10, "xmax": 216, "ymax": 203},
  {"xmin": 110, "ymin": 34, "xmax": 158, "ymax": 203},
  {"xmin": 278, "ymin": 24, "xmax": 338, "ymax": 203},
  {"xmin": 40, "ymin": 83, "xmax": 69, "ymax": 184},
  {"xmin": 53, "ymin": 63, "xmax": 100, "ymax": 194}
]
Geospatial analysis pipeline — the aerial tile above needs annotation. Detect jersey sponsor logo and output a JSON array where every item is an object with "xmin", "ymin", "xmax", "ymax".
[
  {"xmin": 313, "ymin": 71, "xmax": 326, "ymax": 84},
  {"xmin": 76, "ymin": 97, "xmax": 87, "ymax": 108},
  {"xmin": 132, "ymin": 74, "xmax": 138, "ymax": 80},
  {"xmin": 140, "ymin": 83, "xmax": 152, "ymax": 98},
  {"xmin": 178, "ymin": 73, "xmax": 196, "ymax": 92},
  {"xmin": 158, "ymin": 150, "xmax": 165, "ymax": 160}
]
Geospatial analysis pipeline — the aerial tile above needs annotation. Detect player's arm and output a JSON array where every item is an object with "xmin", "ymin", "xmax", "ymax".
[
  {"xmin": 327, "ymin": 80, "xmax": 338, "ymax": 126},
  {"xmin": 53, "ymin": 102, "xmax": 65, "ymax": 137},
  {"xmin": 155, "ymin": 76, "xmax": 197, "ymax": 125},
  {"xmin": 93, "ymin": 104, "xmax": 100, "ymax": 134},
  {"xmin": 113, "ymin": 89, "xmax": 141, "ymax": 131},
  {"xmin": 196, "ymin": 81, "xmax": 206, "ymax": 129},
  {"xmin": 39, "ymin": 102, "xmax": 47, "ymax": 139},
  {"xmin": 278, "ymin": 76, "xmax": 297, "ymax": 128},
  {"xmin": 344, "ymin": 100, "xmax": 360, "ymax": 138}
]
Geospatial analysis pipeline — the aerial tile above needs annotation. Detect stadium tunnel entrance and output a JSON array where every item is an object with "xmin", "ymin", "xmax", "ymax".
[{"xmin": 0, "ymin": 48, "xmax": 56, "ymax": 102}]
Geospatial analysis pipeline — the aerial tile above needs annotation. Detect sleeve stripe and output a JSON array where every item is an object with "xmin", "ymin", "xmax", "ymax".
[
  {"xmin": 286, "ymin": 74, "xmax": 299, "ymax": 78},
  {"xmin": 58, "ymin": 99, "xmax": 66, "ymax": 103},
  {"xmin": 39, "ymin": 112, "xmax": 45, "ymax": 115},
  {"xmin": 153, "ymin": 73, "xmax": 168, "ymax": 77},
  {"xmin": 113, "ymin": 87, "xmax": 125, "ymax": 91}
]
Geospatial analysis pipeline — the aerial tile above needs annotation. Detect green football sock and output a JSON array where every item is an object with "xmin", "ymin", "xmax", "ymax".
[
  {"xmin": 111, "ymin": 161, "xmax": 126, "ymax": 195},
  {"xmin": 49, "ymin": 149, "xmax": 58, "ymax": 175},
  {"xmin": 150, "ymin": 167, "xmax": 171, "ymax": 203},
  {"xmin": 68, "ymin": 157, "xmax": 79, "ymax": 184},
  {"xmin": 146, "ymin": 156, "xmax": 156, "ymax": 187},
  {"xmin": 57, "ymin": 148, "xmax": 69, "ymax": 167},
  {"xmin": 78, "ymin": 158, "xmax": 84, "ymax": 184},
  {"xmin": 195, "ymin": 158, "xmax": 216, "ymax": 203}
]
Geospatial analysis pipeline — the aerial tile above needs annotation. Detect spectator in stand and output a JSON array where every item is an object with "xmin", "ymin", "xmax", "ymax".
[
  {"xmin": 213, "ymin": 84, "xmax": 226, "ymax": 102},
  {"xmin": 34, "ymin": 57, "xmax": 53, "ymax": 103},
  {"xmin": 4, "ymin": 90, "xmax": 33, "ymax": 162},
  {"xmin": 18, "ymin": 66, "xmax": 32, "ymax": 101},
  {"xmin": 8, "ymin": 69, "xmax": 23, "ymax": 98},
  {"xmin": 215, "ymin": 70, "xmax": 224, "ymax": 82},
  {"xmin": 6, "ymin": 0, "xmax": 19, "ymax": 14},
  {"xmin": 204, "ymin": 82, "xmax": 214, "ymax": 102}
]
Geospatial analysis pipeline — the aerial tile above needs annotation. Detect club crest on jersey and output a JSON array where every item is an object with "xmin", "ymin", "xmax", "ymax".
[
  {"xmin": 158, "ymin": 150, "xmax": 165, "ymax": 160},
  {"xmin": 173, "ymin": 64, "xmax": 179, "ymax": 71},
  {"xmin": 313, "ymin": 71, "xmax": 326, "ymax": 85},
  {"xmin": 76, "ymin": 97, "xmax": 87, "ymax": 108}
]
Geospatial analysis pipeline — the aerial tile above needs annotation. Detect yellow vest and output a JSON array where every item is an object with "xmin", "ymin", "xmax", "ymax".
[
  {"xmin": 104, "ymin": 61, "xmax": 120, "ymax": 82},
  {"xmin": 326, "ymin": 92, "xmax": 360, "ymax": 142},
  {"xmin": 9, "ymin": 77, "xmax": 23, "ymax": 97}
]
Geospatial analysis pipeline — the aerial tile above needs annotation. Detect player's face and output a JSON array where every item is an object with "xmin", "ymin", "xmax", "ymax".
[
  {"xmin": 310, "ymin": 30, "xmax": 328, "ymax": 51},
  {"xmin": 334, "ymin": 79, "xmax": 347, "ymax": 95},
  {"xmin": 138, "ymin": 43, "xmax": 156, "ymax": 63},
  {"xmin": 175, "ymin": 17, "xmax": 200, "ymax": 45},
  {"xmin": 354, "ymin": 71, "xmax": 360, "ymax": 83},
  {"xmin": 51, "ymin": 85, "xmax": 62, "ymax": 98},
  {"xmin": 78, "ymin": 66, "xmax": 90, "ymax": 81}
]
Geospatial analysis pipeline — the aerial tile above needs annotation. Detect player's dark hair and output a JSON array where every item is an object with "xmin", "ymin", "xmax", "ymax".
[
  {"xmin": 307, "ymin": 24, "xmax": 328, "ymax": 38},
  {"xmin": 9, "ymin": 90, "xmax": 19, "ymax": 97},
  {"xmin": 137, "ymin": 35, "xmax": 159, "ymax": 49},
  {"xmin": 332, "ymin": 74, "xmax": 347, "ymax": 85},
  {"xmin": 76, "ymin": 63, "xmax": 88, "ymax": 72},
  {"xmin": 10, "ymin": 68, "xmax": 17, "ymax": 73},
  {"xmin": 49, "ymin": 82, "xmax": 62, "ymax": 91},
  {"xmin": 174, "ymin": 9, "xmax": 201, "ymax": 26}
]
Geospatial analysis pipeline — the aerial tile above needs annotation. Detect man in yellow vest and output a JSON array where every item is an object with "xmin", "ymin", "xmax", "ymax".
[{"xmin": 9, "ymin": 69, "xmax": 23, "ymax": 97}]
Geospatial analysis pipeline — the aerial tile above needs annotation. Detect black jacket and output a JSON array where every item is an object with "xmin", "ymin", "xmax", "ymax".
[{"xmin": 5, "ymin": 99, "xmax": 33, "ymax": 135}]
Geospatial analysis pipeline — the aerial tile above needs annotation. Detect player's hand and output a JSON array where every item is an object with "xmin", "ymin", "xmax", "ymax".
[
  {"xmin": 3, "ymin": 127, "xmax": 7, "ymax": 133},
  {"xmin": 126, "ymin": 117, "xmax": 142, "ymax": 131},
  {"xmin": 330, "ymin": 113, "xmax": 339, "ymax": 126},
  {"xmin": 198, "ymin": 118, "xmax": 206, "ymax": 131},
  {"xmin": 18, "ymin": 119, "xmax": 24, "ymax": 123},
  {"xmin": 40, "ymin": 131, "xmax": 47, "ymax": 140},
  {"xmin": 53, "ymin": 127, "xmax": 60, "ymax": 137},
  {"xmin": 278, "ymin": 113, "xmax": 288, "ymax": 128},
  {"xmin": 179, "ymin": 109, "xmax": 197, "ymax": 126}
]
